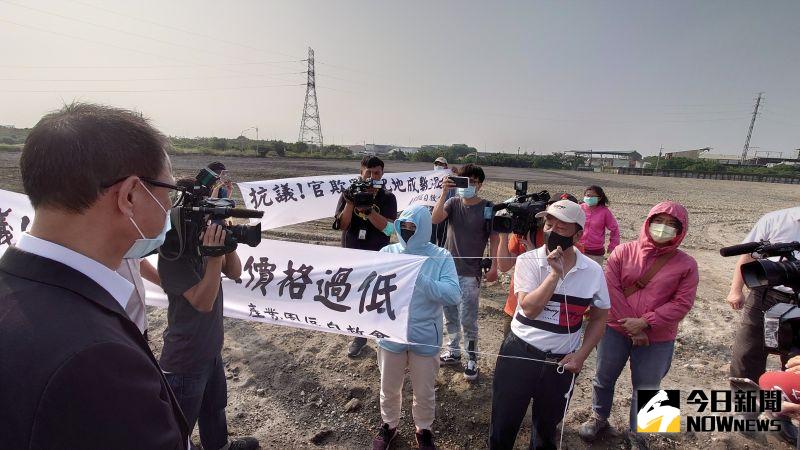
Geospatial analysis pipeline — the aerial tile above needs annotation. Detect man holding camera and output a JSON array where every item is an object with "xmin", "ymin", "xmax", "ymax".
[
  {"xmin": 727, "ymin": 206, "xmax": 800, "ymax": 442},
  {"xmin": 0, "ymin": 103, "xmax": 189, "ymax": 449},
  {"xmin": 158, "ymin": 178, "xmax": 259, "ymax": 450},
  {"xmin": 432, "ymin": 163, "xmax": 499, "ymax": 381},
  {"xmin": 334, "ymin": 156, "xmax": 398, "ymax": 357}
]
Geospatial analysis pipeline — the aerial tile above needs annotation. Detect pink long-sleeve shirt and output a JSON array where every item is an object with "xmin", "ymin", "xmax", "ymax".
[
  {"xmin": 605, "ymin": 201, "xmax": 699, "ymax": 343},
  {"xmin": 579, "ymin": 203, "xmax": 620, "ymax": 254}
]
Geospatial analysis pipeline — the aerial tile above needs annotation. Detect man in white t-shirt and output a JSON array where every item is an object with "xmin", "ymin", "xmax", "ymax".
[
  {"xmin": 726, "ymin": 206, "xmax": 800, "ymax": 444},
  {"xmin": 489, "ymin": 200, "xmax": 610, "ymax": 449}
]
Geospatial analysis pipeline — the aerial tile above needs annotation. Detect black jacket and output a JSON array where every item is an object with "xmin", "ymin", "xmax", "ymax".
[{"xmin": 0, "ymin": 247, "xmax": 189, "ymax": 450}]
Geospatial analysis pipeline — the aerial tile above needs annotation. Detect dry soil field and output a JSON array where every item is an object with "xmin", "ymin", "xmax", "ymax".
[{"xmin": 2, "ymin": 151, "xmax": 799, "ymax": 449}]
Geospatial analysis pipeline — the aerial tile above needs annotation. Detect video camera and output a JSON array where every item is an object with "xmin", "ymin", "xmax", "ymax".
[
  {"xmin": 345, "ymin": 178, "xmax": 385, "ymax": 209},
  {"xmin": 491, "ymin": 180, "xmax": 550, "ymax": 236},
  {"xmin": 720, "ymin": 240, "xmax": 800, "ymax": 356},
  {"xmin": 161, "ymin": 168, "xmax": 264, "ymax": 259}
]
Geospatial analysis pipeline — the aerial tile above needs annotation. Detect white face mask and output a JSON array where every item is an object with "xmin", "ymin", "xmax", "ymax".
[
  {"xmin": 649, "ymin": 223, "xmax": 677, "ymax": 243},
  {"xmin": 434, "ymin": 165, "xmax": 446, "ymax": 171},
  {"xmin": 124, "ymin": 182, "xmax": 171, "ymax": 259}
]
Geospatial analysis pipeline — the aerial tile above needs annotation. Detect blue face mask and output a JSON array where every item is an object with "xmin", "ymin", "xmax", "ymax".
[
  {"xmin": 457, "ymin": 186, "xmax": 477, "ymax": 199},
  {"xmin": 124, "ymin": 182, "xmax": 171, "ymax": 259},
  {"xmin": 583, "ymin": 196, "xmax": 599, "ymax": 206}
]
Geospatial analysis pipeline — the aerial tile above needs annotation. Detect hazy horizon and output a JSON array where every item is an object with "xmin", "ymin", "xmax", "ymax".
[{"xmin": 1, "ymin": 0, "xmax": 798, "ymax": 157}]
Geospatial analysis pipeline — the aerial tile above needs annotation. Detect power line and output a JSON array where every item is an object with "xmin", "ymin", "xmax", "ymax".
[
  {"xmin": 0, "ymin": 83, "xmax": 306, "ymax": 94},
  {"xmin": 0, "ymin": 73, "xmax": 307, "ymax": 82},
  {"xmin": 0, "ymin": 3, "xmax": 305, "ymax": 84},
  {"xmin": 0, "ymin": 61, "xmax": 306, "ymax": 69},
  {"xmin": 67, "ymin": 0, "xmax": 299, "ymax": 60}
]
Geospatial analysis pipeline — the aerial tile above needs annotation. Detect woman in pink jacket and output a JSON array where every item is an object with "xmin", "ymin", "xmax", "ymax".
[
  {"xmin": 579, "ymin": 185, "xmax": 620, "ymax": 266},
  {"xmin": 579, "ymin": 201, "xmax": 699, "ymax": 446}
]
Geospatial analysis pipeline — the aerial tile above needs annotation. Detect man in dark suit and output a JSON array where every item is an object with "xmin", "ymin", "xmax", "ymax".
[{"xmin": 0, "ymin": 103, "xmax": 190, "ymax": 449}]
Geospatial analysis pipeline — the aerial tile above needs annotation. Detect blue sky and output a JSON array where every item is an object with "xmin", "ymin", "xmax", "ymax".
[{"xmin": 1, "ymin": 0, "xmax": 798, "ymax": 156}]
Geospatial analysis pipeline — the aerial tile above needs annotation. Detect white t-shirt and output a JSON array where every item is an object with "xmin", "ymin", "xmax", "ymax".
[
  {"xmin": 512, "ymin": 246, "xmax": 610, "ymax": 353},
  {"xmin": 743, "ymin": 206, "xmax": 800, "ymax": 294}
]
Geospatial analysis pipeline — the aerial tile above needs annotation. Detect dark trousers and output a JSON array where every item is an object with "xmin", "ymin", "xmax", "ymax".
[
  {"xmin": 730, "ymin": 289, "xmax": 794, "ymax": 387},
  {"xmin": 489, "ymin": 333, "xmax": 574, "ymax": 450},
  {"xmin": 165, "ymin": 355, "xmax": 229, "ymax": 450}
]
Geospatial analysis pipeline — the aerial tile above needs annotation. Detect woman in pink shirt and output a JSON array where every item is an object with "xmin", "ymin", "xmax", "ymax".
[
  {"xmin": 579, "ymin": 201, "xmax": 699, "ymax": 447},
  {"xmin": 579, "ymin": 185, "xmax": 620, "ymax": 266}
]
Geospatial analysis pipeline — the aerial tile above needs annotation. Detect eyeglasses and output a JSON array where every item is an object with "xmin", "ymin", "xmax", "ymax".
[{"xmin": 101, "ymin": 176, "xmax": 185, "ymax": 208}]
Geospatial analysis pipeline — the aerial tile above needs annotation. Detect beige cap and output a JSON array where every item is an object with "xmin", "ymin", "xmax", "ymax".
[
  {"xmin": 434, "ymin": 156, "xmax": 448, "ymax": 165},
  {"xmin": 535, "ymin": 199, "xmax": 586, "ymax": 229}
]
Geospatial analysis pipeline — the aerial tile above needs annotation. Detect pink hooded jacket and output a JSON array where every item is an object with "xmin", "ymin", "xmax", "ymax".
[
  {"xmin": 579, "ymin": 203, "xmax": 620, "ymax": 253},
  {"xmin": 605, "ymin": 201, "xmax": 699, "ymax": 343}
]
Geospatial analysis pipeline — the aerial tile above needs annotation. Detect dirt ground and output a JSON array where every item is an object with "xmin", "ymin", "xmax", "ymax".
[{"xmin": 3, "ymin": 151, "xmax": 799, "ymax": 449}]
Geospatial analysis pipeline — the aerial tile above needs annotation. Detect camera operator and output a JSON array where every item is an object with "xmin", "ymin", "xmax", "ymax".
[
  {"xmin": 0, "ymin": 103, "xmax": 189, "ymax": 449},
  {"xmin": 432, "ymin": 163, "xmax": 499, "ymax": 381},
  {"xmin": 208, "ymin": 161, "xmax": 233, "ymax": 199},
  {"xmin": 333, "ymin": 156, "xmax": 398, "ymax": 357},
  {"xmin": 727, "ymin": 206, "xmax": 800, "ymax": 443},
  {"xmin": 158, "ymin": 177, "xmax": 259, "ymax": 450}
]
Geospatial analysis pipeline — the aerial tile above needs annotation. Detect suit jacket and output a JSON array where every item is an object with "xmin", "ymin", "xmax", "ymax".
[{"xmin": 0, "ymin": 247, "xmax": 189, "ymax": 450}]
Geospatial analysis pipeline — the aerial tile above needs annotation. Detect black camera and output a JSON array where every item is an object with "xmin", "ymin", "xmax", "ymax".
[
  {"xmin": 345, "ymin": 178, "xmax": 384, "ymax": 209},
  {"xmin": 491, "ymin": 181, "xmax": 550, "ymax": 236},
  {"xmin": 161, "ymin": 168, "xmax": 264, "ymax": 259},
  {"xmin": 720, "ymin": 240, "xmax": 800, "ymax": 356}
]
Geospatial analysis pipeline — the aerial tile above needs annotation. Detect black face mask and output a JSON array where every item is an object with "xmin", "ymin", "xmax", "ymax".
[
  {"xmin": 400, "ymin": 228, "xmax": 416, "ymax": 243},
  {"xmin": 543, "ymin": 230, "xmax": 575, "ymax": 252}
]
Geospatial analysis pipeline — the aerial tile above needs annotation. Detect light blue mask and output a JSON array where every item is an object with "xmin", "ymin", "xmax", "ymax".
[
  {"xmin": 457, "ymin": 186, "xmax": 477, "ymax": 199},
  {"xmin": 124, "ymin": 182, "xmax": 171, "ymax": 259},
  {"xmin": 583, "ymin": 196, "xmax": 599, "ymax": 206}
]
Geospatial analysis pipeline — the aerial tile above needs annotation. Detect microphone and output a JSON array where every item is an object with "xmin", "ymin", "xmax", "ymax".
[
  {"xmin": 720, "ymin": 242, "xmax": 762, "ymax": 257},
  {"xmin": 759, "ymin": 371, "xmax": 800, "ymax": 403}
]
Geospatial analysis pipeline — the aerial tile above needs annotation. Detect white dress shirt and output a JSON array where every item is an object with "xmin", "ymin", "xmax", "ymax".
[{"xmin": 16, "ymin": 233, "xmax": 134, "ymax": 310}]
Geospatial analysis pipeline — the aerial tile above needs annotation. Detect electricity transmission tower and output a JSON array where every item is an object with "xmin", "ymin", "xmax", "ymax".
[
  {"xmin": 298, "ymin": 47, "xmax": 323, "ymax": 148},
  {"xmin": 741, "ymin": 92, "xmax": 763, "ymax": 164}
]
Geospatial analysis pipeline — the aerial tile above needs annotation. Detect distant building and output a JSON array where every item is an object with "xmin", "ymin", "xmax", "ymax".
[
  {"xmin": 664, "ymin": 147, "xmax": 711, "ymax": 159},
  {"xmin": 567, "ymin": 150, "xmax": 644, "ymax": 169},
  {"xmin": 698, "ymin": 153, "xmax": 744, "ymax": 165},
  {"xmin": 348, "ymin": 144, "xmax": 419, "ymax": 156}
]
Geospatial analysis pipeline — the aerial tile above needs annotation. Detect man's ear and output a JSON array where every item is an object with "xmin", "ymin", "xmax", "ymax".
[
  {"xmin": 115, "ymin": 176, "xmax": 140, "ymax": 219},
  {"xmin": 574, "ymin": 228, "xmax": 583, "ymax": 242}
]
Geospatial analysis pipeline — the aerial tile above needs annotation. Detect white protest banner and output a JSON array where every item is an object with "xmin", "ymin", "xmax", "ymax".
[
  {"xmin": 0, "ymin": 189, "xmax": 34, "ymax": 247},
  {"xmin": 0, "ymin": 188, "xmax": 423, "ymax": 343},
  {"xmin": 237, "ymin": 169, "xmax": 450, "ymax": 229},
  {"xmin": 145, "ymin": 239, "xmax": 424, "ymax": 342}
]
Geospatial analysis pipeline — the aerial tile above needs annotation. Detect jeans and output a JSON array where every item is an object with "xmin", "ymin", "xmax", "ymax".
[
  {"xmin": 489, "ymin": 333, "xmax": 574, "ymax": 450},
  {"xmin": 591, "ymin": 326, "xmax": 675, "ymax": 431},
  {"xmin": 164, "ymin": 354, "xmax": 229, "ymax": 450},
  {"xmin": 443, "ymin": 276, "xmax": 481, "ymax": 359}
]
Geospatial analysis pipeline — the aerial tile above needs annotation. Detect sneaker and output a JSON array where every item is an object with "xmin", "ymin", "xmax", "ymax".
[
  {"xmin": 415, "ymin": 429, "xmax": 436, "ymax": 450},
  {"xmin": 464, "ymin": 359, "xmax": 479, "ymax": 381},
  {"xmin": 439, "ymin": 350, "xmax": 461, "ymax": 365},
  {"xmin": 578, "ymin": 414, "xmax": 609, "ymax": 441},
  {"xmin": 348, "ymin": 337, "xmax": 368, "ymax": 357},
  {"xmin": 228, "ymin": 437, "xmax": 260, "ymax": 450},
  {"xmin": 372, "ymin": 423, "xmax": 398, "ymax": 450}
]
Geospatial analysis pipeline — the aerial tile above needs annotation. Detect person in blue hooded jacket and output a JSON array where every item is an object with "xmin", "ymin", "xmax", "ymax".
[{"xmin": 371, "ymin": 205, "xmax": 461, "ymax": 450}]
